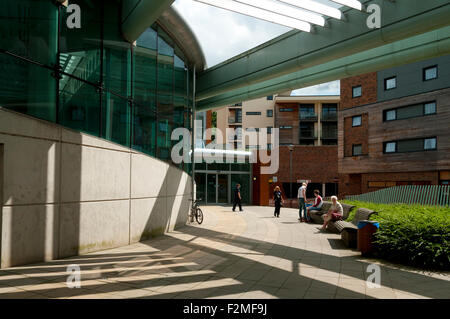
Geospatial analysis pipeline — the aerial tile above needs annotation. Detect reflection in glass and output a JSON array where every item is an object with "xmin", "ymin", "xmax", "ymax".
[
  {"xmin": 0, "ymin": 53, "xmax": 56, "ymax": 122},
  {"xmin": 59, "ymin": 78, "xmax": 101, "ymax": 136},
  {"xmin": 59, "ymin": 1, "xmax": 102, "ymax": 84},
  {"xmin": 0, "ymin": 0, "xmax": 58, "ymax": 66},
  {"xmin": 102, "ymin": 92, "xmax": 130, "ymax": 146}
]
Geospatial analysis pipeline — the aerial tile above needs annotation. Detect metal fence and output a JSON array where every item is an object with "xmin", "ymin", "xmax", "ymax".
[{"xmin": 345, "ymin": 185, "xmax": 450, "ymax": 206}]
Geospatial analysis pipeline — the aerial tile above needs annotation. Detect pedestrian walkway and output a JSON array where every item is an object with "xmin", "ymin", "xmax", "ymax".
[{"xmin": 0, "ymin": 205, "xmax": 448, "ymax": 299}]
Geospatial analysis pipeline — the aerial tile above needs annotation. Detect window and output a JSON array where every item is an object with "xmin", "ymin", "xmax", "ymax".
[
  {"xmin": 385, "ymin": 110, "xmax": 396, "ymax": 121},
  {"xmin": 352, "ymin": 144, "xmax": 362, "ymax": 156},
  {"xmin": 280, "ymin": 108, "xmax": 294, "ymax": 112},
  {"xmin": 267, "ymin": 126, "xmax": 272, "ymax": 134},
  {"xmin": 322, "ymin": 104, "xmax": 337, "ymax": 121},
  {"xmin": 424, "ymin": 102, "xmax": 436, "ymax": 115},
  {"xmin": 299, "ymin": 104, "xmax": 316, "ymax": 120},
  {"xmin": 267, "ymin": 95, "xmax": 273, "ymax": 100},
  {"xmin": 267, "ymin": 143, "xmax": 272, "ymax": 151},
  {"xmin": 384, "ymin": 137, "xmax": 437, "ymax": 154},
  {"xmin": 266, "ymin": 109, "xmax": 273, "ymax": 117},
  {"xmin": 424, "ymin": 138, "xmax": 437, "ymax": 150},
  {"xmin": 423, "ymin": 65, "xmax": 438, "ymax": 81},
  {"xmin": 245, "ymin": 128, "xmax": 260, "ymax": 132},
  {"xmin": 280, "ymin": 126, "xmax": 292, "ymax": 129},
  {"xmin": 385, "ymin": 76, "xmax": 397, "ymax": 90},
  {"xmin": 352, "ymin": 85, "xmax": 362, "ymax": 98},
  {"xmin": 385, "ymin": 142, "xmax": 396, "ymax": 153},
  {"xmin": 384, "ymin": 101, "xmax": 437, "ymax": 121},
  {"xmin": 352, "ymin": 115, "xmax": 362, "ymax": 127},
  {"xmin": 246, "ymin": 112, "xmax": 261, "ymax": 115}
]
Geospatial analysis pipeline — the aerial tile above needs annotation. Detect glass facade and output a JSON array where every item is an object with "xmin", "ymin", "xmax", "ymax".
[{"xmin": 0, "ymin": 0, "xmax": 192, "ymax": 172}]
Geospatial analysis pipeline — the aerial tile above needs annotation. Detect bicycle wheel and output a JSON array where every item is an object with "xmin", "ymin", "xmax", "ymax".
[{"xmin": 195, "ymin": 207, "xmax": 204, "ymax": 224}]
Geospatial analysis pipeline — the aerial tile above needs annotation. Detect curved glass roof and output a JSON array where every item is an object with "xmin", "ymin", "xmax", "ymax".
[{"xmin": 172, "ymin": 0, "xmax": 343, "ymax": 95}]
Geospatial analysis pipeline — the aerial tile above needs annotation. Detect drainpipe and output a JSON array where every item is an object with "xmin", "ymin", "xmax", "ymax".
[{"xmin": 191, "ymin": 66, "xmax": 196, "ymax": 213}]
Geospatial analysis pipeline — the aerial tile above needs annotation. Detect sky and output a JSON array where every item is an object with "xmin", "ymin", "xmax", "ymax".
[{"xmin": 172, "ymin": 0, "xmax": 340, "ymax": 96}]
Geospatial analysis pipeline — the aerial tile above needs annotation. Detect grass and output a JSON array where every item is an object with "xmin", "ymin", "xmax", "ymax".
[{"xmin": 343, "ymin": 200, "xmax": 450, "ymax": 270}]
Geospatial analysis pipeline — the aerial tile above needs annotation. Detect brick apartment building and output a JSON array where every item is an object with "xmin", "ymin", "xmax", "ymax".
[
  {"xmin": 339, "ymin": 55, "xmax": 450, "ymax": 196},
  {"xmin": 256, "ymin": 95, "xmax": 340, "ymax": 206}
]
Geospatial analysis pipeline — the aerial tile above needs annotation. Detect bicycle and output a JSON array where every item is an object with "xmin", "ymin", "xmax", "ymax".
[{"xmin": 189, "ymin": 198, "xmax": 204, "ymax": 224}]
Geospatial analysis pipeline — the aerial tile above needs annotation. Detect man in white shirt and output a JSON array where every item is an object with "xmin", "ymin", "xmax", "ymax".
[{"xmin": 297, "ymin": 182, "xmax": 308, "ymax": 222}]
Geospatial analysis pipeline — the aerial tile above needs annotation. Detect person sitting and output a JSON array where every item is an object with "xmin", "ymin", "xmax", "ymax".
[
  {"xmin": 306, "ymin": 190, "xmax": 323, "ymax": 222},
  {"xmin": 321, "ymin": 195, "xmax": 343, "ymax": 231}
]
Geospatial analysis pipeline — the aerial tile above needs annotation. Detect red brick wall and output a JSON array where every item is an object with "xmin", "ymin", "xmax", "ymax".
[
  {"xmin": 275, "ymin": 146, "xmax": 338, "ymax": 183},
  {"xmin": 206, "ymin": 110, "xmax": 212, "ymax": 144},
  {"xmin": 343, "ymin": 113, "xmax": 369, "ymax": 157},
  {"xmin": 253, "ymin": 145, "xmax": 339, "ymax": 204},
  {"xmin": 339, "ymin": 173, "xmax": 362, "ymax": 197},
  {"xmin": 340, "ymin": 73, "xmax": 377, "ymax": 110}
]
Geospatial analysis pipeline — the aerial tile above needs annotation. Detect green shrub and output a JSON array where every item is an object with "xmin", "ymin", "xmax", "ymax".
[{"xmin": 343, "ymin": 201, "xmax": 450, "ymax": 270}]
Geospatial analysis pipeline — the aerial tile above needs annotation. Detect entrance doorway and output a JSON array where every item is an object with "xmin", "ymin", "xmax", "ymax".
[
  {"xmin": 217, "ymin": 174, "xmax": 228, "ymax": 203},
  {"xmin": 194, "ymin": 163, "xmax": 252, "ymax": 205},
  {"xmin": 197, "ymin": 172, "xmax": 250, "ymax": 204}
]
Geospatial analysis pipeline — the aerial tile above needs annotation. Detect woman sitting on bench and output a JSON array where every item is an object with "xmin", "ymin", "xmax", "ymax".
[
  {"xmin": 306, "ymin": 189, "xmax": 323, "ymax": 222},
  {"xmin": 321, "ymin": 196, "xmax": 343, "ymax": 231}
]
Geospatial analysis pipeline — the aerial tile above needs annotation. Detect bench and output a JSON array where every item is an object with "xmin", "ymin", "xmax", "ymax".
[
  {"xmin": 309, "ymin": 201, "xmax": 355, "ymax": 232},
  {"xmin": 308, "ymin": 201, "xmax": 332, "ymax": 224},
  {"xmin": 334, "ymin": 208, "xmax": 378, "ymax": 248}
]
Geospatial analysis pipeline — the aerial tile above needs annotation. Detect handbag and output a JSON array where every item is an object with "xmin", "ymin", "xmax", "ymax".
[{"xmin": 331, "ymin": 211, "xmax": 342, "ymax": 221}]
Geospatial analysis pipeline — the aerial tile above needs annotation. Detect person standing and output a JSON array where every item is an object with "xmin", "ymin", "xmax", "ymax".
[
  {"xmin": 232, "ymin": 183, "xmax": 243, "ymax": 212},
  {"xmin": 297, "ymin": 182, "xmax": 307, "ymax": 222},
  {"xmin": 273, "ymin": 186, "xmax": 284, "ymax": 218}
]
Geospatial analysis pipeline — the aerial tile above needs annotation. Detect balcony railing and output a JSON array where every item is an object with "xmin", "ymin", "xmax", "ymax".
[
  {"xmin": 228, "ymin": 117, "xmax": 242, "ymax": 124},
  {"xmin": 228, "ymin": 134, "xmax": 242, "ymax": 141},
  {"xmin": 321, "ymin": 130, "xmax": 338, "ymax": 139},
  {"xmin": 299, "ymin": 112, "xmax": 318, "ymax": 121},
  {"xmin": 299, "ymin": 129, "xmax": 318, "ymax": 139},
  {"xmin": 321, "ymin": 112, "xmax": 338, "ymax": 121}
]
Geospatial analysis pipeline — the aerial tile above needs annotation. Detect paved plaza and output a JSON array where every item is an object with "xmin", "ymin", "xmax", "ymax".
[{"xmin": 0, "ymin": 205, "xmax": 448, "ymax": 299}]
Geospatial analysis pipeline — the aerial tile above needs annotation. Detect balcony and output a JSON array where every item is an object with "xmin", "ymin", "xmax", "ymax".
[
  {"xmin": 299, "ymin": 112, "xmax": 318, "ymax": 121},
  {"xmin": 299, "ymin": 129, "xmax": 318, "ymax": 139},
  {"xmin": 228, "ymin": 134, "xmax": 242, "ymax": 141},
  {"xmin": 321, "ymin": 112, "xmax": 338, "ymax": 121},
  {"xmin": 228, "ymin": 117, "xmax": 242, "ymax": 124},
  {"xmin": 321, "ymin": 130, "xmax": 338, "ymax": 139}
]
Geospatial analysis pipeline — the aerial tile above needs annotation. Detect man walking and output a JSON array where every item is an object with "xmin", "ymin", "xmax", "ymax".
[
  {"xmin": 232, "ymin": 183, "xmax": 243, "ymax": 212},
  {"xmin": 297, "ymin": 182, "xmax": 307, "ymax": 222}
]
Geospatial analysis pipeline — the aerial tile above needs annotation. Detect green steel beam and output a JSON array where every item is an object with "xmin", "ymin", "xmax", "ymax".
[
  {"xmin": 196, "ymin": 0, "xmax": 450, "ymax": 101},
  {"xmin": 196, "ymin": 26, "xmax": 450, "ymax": 110},
  {"xmin": 121, "ymin": 0, "xmax": 174, "ymax": 43}
]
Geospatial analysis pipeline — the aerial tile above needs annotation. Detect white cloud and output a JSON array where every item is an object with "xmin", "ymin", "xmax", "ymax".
[
  {"xmin": 290, "ymin": 80, "xmax": 340, "ymax": 96},
  {"xmin": 173, "ymin": 0, "xmax": 290, "ymax": 67}
]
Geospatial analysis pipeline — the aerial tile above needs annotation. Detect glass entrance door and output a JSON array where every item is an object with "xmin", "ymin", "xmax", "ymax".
[
  {"xmin": 217, "ymin": 174, "xmax": 228, "ymax": 203},
  {"xmin": 207, "ymin": 174, "xmax": 216, "ymax": 204}
]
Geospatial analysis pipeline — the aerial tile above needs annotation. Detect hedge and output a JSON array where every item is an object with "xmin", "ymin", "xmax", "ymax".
[{"xmin": 343, "ymin": 200, "xmax": 450, "ymax": 270}]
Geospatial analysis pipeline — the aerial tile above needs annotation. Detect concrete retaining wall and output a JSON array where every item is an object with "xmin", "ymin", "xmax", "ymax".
[{"xmin": 0, "ymin": 107, "xmax": 191, "ymax": 268}]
